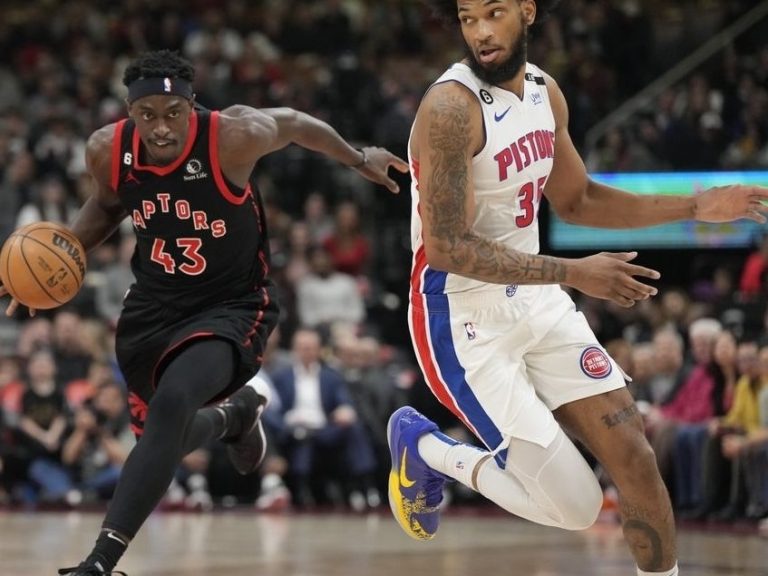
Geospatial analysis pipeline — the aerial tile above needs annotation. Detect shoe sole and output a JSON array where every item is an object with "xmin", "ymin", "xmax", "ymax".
[{"xmin": 387, "ymin": 407, "xmax": 434, "ymax": 541}]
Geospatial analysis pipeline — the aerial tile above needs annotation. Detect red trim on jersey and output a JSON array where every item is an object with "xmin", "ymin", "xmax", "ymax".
[
  {"xmin": 150, "ymin": 331, "xmax": 215, "ymax": 390},
  {"xmin": 210, "ymin": 111, "xmax": 251, "ymax": 206},
  {"xmin": 132, "ymin": 110, "xmax": 199, "ymax": 175},
  {"xmin": 110, "ymin": 120, "xmax": 127, "ymax": 192}
]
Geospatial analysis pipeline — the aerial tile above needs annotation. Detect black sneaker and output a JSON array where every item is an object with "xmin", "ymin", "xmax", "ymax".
[
  {"xmin": 58, "ymin": 562, "xmax": 127, "ymax": 575},
  {"xmin": 220, "ymin": 375, "xmax": 271, "ymax": 475}
]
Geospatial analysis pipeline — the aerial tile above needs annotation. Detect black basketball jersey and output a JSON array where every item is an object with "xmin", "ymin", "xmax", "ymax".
[{"xmin": 111, "ymin": 109, "xmax": 271, "ymax": 310}]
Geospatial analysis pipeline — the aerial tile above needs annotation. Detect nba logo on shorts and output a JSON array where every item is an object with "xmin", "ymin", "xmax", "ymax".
[
  {"xmin": 464, "ymin": 322, "xmax": 477, "ymax": 341},
  {"xmin": 164, "ymin": 77, "xmax": 172, "ymax": 92},
  {"xmin": 580, "ymin": 347, "xmax": 612, "ymax": 379}
]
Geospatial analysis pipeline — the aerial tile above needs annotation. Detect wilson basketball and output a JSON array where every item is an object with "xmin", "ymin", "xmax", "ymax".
[{"xmin": 0, "ymin": 221, "xmax": 87, "ymax": 309}]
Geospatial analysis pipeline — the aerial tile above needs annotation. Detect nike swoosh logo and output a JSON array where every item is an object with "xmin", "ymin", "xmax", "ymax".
[
  {"xmin": 106, "ymin": 531, "xmax": 128, "ymax": 546},
  {"xmin": 494, "ymin": 106, "xmax": 512, "ymax": 122},
  {"xmin": 399, "ymin": 448, "xmax": 416, "ymax": 488}
]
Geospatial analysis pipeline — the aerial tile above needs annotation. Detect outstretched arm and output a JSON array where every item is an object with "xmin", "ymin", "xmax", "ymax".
[
  {"xmin": 543, "ymin": 74, "xmax": 768, "ymax": 227},
  {"xmin": 415, "ymin": 81, "xmax": 658, "ymax": 307},
  {"xmin": 218, "ymin": 105, "xmax": 408, "ymax": 192}
]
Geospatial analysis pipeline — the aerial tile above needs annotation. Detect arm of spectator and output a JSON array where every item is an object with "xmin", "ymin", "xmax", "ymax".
[
  {"xmin": 745, "ymin": 427, "xmax": 768, "ymax": 446},
  {"xmin": 19, "ymin": 416, "xmax": 51, "ymax": 446},
  {"xmin": 331, "ymin": 404, "xmax": 357, "ymax": 427},
  {"xmin": 44, "ymin": 415, "xmax": 68, "ymax": 452},
  {"xmin": 295, "ymin": 280, "xmax": 321, "ymax": 328},
  {"xmin": 542, "ymin": 73, "xmax": 768, "ymax": 228},
  {"xmin": 62, "ymin": 408, "xmax": 97, "ymax": 465},
  {"xmin": 99, "ymin": 433, "xmax": 130, "ymax": 466}
]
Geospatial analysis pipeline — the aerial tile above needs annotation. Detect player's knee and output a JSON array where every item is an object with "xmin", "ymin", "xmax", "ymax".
[
  {"xmin": 147, "ymin": 385, "xmax": 195, "ymax": 426},
  {"xmin": 558, "ymin": 471, "xmax": 602, "ymax": 531}
]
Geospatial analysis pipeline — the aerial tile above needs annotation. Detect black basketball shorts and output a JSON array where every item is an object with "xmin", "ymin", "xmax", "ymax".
[{"xmin": 115, "ymin": 284, "xmax": 279, "ymax": 437}]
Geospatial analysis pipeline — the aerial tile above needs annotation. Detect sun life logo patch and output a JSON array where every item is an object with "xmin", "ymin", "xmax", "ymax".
[{"xmin": 580, "ymin": 347, "xmax": 612, "ymax": 379}]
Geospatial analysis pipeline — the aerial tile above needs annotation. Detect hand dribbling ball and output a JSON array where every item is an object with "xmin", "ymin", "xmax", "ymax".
[{"xmin": 0, "ymin": 221, "xmax": 87, "ymax": 309}]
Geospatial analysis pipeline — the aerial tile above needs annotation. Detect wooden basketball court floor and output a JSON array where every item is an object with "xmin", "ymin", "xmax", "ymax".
[{"xmin": 1, "ymin": 510, "xmax": 767, "ymax": 576}]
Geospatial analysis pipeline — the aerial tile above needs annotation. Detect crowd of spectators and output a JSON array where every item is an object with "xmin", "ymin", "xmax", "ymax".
[{"xmin": 0, "ymin": 0, "xmax": 767, "ymax": 530}]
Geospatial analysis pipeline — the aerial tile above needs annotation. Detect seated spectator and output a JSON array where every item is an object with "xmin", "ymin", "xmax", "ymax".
[
  {"xmin": 322, "ymin": 200, "xmax": 370, "ymax": 277},
  {"xmin": 739, "ymin": 234, "xmax": 768, "ymax": 299},
  {"xmin": 645, "ymin": 318, "xmax": 724, "ymax": 507},
  {"xmin": 269, "ymin": 328, "xmax": 378, "ymax": 510},
  {"xmin": 15, "ymin": 348, "xmax": 71, "ymax": 505},
  {"xmin": 15, "ymin": 173, "xmax": 79, "ymax": 229},
  {"xmin": 673, "ymin": 330, "xmax": 737, "ymax": 515},
  {"xmin": 51, "ymin": 308, "xmax": 93, "ymax": 388},
  {"xmin": 95, "ymin": 234, "xmax": 136, "ymax": 328},
  {"xmin": 648, "ymin": 328, "xmax": 690, "ymax": 406},
  {"xmin": 751, "ymin": 386, "xmax": 768, "ymax": 525},
  {"xmin": 694, "ymin": 340, "xmax": 760, "ymax": 519},
  {"xmin": 283, "ymin": 221, "xmax": 314, "ymax": 286},
  {"xmin": 710, "ymin": 344, "xmax": 768, "ymax": 520},
  {"xmin": 628, "ymin": 341, "xmax": 656, "ymax": 405},
  {"xmin": 15, "ymin": 317, "xmax": 52, "ymax": 359},
  {"xmin": 0, "ymin": 354, "xmax": 24, "ymax": 415},
  {"xmin": 295, "ymin": 246, "xmax": 365, "ymax": 332},
  {"xmin": 303, "ymin": 192, "xmax": 335, "ymax": 246},
  {"xmin": 64, "ymin": 359, "xmax": 117, "ymax": 411},
  {"xmin": 334, "ymin": 334, "xmax": 407, "ymax": 478},
  {"xmin": 61, "ymin": 380, "xmax": 133, "ymax": 504}
]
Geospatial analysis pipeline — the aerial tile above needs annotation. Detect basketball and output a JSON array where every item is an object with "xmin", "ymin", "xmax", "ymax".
[{"xmin": 0, "ymin": 221, "xmax": 87, "ymax": 310}]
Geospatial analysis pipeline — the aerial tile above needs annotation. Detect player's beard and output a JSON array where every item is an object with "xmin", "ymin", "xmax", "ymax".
[{"xmin": 465, "ymin": 21, "xmax": 528, "ymax": 86}]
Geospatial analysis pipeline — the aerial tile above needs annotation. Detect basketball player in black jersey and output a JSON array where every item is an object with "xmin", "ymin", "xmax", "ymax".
[{"xmin": 0, "ymin": 49, "xmax": 407, "ymax": 576}]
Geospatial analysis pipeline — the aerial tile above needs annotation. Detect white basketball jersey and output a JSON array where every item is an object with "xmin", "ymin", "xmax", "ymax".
[{"xmin": 410, "ymin": 62, "xmax": 555, "ymax": 295}]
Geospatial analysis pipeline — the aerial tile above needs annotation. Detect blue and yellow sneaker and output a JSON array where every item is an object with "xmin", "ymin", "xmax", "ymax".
[{"xmin": 387, "ymin": 406, "xmax": 447, "ymax": 541}]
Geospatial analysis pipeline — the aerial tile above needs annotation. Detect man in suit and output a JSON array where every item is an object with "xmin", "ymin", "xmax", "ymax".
[{"xmin": 268, "ymin": 327, "xmax": 378, "ymax": 508}]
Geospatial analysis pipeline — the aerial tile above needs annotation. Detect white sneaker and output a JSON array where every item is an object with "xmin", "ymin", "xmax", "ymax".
[{"xmin": 256, "ymin": 485, "xmax": 291, "ymax": 512}]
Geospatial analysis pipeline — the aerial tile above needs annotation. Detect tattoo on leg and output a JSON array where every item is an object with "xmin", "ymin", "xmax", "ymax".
[
  {"xmin": 622, "ymin": 519, "xmax": 664, "ymax": 571},
  {"xmin": 601, "ymin": 404, "xmax": 639, "ymax": 428}
]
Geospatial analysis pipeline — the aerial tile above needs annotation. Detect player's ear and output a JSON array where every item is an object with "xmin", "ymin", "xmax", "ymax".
[{"xmin": 522, "ymin": 0, "xmax": 536, "ymax": 26}]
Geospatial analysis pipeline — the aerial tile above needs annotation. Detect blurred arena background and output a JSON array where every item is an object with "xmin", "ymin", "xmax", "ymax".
[{"xmin": 1, "ymin": 0, "xmax": 768, "ymax": 544}]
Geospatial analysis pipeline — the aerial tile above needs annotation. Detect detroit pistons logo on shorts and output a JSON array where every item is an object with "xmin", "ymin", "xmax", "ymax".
[{"xmin": 580, "ymin": 346, "xmax": 612, "ymax": 379}]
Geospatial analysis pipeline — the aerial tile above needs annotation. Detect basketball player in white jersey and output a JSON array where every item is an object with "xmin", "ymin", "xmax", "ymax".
[{"xmin": 387, "ymin": 2, "xmax": 768, "ymax": 575}]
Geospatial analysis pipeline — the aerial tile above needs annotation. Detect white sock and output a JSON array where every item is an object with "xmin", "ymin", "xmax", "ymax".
[
  {"xmin": 417, "ymin": 431, "xmax": 488, "ymax": 488},
  {"xmin": 637, "ymin": 563, "xmax": 678, "ymax": 576}
]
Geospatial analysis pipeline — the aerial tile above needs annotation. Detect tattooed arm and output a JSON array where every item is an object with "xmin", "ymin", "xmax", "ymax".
[{"xmin": 411, "ymin": 81, "xmax": 660, "ymax": 307}]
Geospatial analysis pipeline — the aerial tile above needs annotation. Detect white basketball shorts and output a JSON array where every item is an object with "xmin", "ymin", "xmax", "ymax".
[{"xmin": 408, "ymin": 283, "xmax": 627, "ymax": 462}]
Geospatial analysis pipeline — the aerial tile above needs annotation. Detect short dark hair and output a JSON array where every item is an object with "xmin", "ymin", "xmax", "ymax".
[
  {"xmin": 425, "ymin": 0, "xmax": 562, "ymax": 26},
  {"xmin": 122, "ymin": 50, "xmax": 195, "ymax": 87}
]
